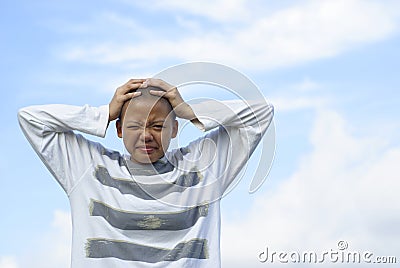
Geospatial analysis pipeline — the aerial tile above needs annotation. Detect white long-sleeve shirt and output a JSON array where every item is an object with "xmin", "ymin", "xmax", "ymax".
[{"xmin": 18, "ymin": 99, "xmax": 274, "ymax": 268}]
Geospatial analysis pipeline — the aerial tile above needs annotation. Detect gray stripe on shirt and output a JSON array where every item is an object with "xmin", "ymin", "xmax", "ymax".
[
  {"xmin": 89, "ymin": 199, "xmax": 209, "ymax": 230},
  {"xmin": 94, "ymin": 166, "xmax": 202, "ymax": 200},
  {"xmin": 85, "ymin": 238, "xmax": 209, "ymax": 262}
]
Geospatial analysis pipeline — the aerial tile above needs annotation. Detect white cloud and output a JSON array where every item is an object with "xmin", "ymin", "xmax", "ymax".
[
  {"xmin": 139, "ymin": 0, "xmax": 251, "ymax": 23},
  {"xmin": 290, "ymin": 77, "xmax": 321, "ymax": 92},
  {"xmin": 61, "ymin": 0, "xmax": 400, "ymax": 71},
  {"xmin": 0, "ymin": 257, "xmax": 18, "ymax": 268},
  {"xmin": 18, "ymin": 210, "xmax": 72, "ymax": 268},
  {"xmin": 220, "ymin": 108, "xmax": 400, "ymax": 267},
  {"xmin": 269, "ymin": 96, "xmax": 327, "ymax": 111}
]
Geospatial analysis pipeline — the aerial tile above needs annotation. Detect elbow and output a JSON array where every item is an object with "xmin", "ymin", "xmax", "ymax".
[
  {"xmin": 269, "ymin": 103, "xmax": 275, "ymax": 118},
  {"xmin": 17, "ymin": 106, "xmax": 36, "ymax": 128},
  {"xmin": 17, "ymin": 107, "xmax": 29, "ymax": 124},
  {"xmin": 263, "ymin": 102, "xmax": 274, "ymax": 120}
]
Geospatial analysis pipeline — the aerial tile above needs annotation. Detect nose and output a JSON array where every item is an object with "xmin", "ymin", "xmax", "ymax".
[{"xmin": 140, "ymin": 128, "xmax": 154, "ymax": 142}]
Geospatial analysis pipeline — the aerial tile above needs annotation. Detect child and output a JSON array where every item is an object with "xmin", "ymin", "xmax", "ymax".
[{"xmin": 18, "ymin": 78, "xmax": 274, "ymax": 268}]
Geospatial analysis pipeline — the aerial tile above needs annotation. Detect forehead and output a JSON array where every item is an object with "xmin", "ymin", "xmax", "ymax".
[{"xmin": 123, "ymin": 98, "xmax": 172, "ymax": 122}]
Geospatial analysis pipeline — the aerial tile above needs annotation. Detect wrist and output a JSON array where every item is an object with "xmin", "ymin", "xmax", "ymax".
[
  {"xmin": 108, "ymin": 104, "xmax": 119, "ymax": 122},
  {"xmin": 174, "ymin": 102, "xmax": 197, "ymax": 121}
]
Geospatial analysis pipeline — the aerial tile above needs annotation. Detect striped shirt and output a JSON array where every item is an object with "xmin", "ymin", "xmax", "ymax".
[{"xmin": 18, "ymin": 99, "xmax": 274, "ymax": 267}]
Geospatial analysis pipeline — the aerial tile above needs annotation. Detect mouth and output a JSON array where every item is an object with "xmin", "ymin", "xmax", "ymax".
[{"xmin": 136, "ymin": 146, "xmax": 157, "ymax": 154}]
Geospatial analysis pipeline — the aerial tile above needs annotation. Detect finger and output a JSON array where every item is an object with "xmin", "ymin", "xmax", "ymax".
[
  {"xmin": 127, "ymin": 78, "xmax": 146, "ymax": 84},
  {"xmin": 127, "ymin": 82, "xmax": 145, "ymax": 91},
  {"xmin": 130, "ymin": 91, "xmax": 142, "ymax": 98},
  {"xmin": 145, "ymin": 78, "xmax": 173, "ymax": 91},
  {"xmin": 145, "ymin": 78, "xmax": 162, "ymax": 87},
  {"xmin": 119, "ymin": 82, "xmax": 145, "ymax": 94},
  {"xmin": 139, "ymin": 80, "xmax": 149, "ymax": 88},
  {"xmin": 122, "ymin": 91, "xmax": 141, "ymax": 102},
  {"xmin": 149, "ymin": 90, "xmax": 166, "ymax": 97}
]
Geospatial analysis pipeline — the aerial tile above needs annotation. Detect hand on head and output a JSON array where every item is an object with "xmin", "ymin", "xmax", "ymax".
[
  {"xmin": 109, "ymin": 78, "xmax": 197, "ymax": 124},
  {"xmin": 108, "ymin": 79, "xmax": 146, "ymax": 123}
]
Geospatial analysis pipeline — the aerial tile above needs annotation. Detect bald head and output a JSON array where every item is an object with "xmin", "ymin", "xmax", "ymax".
[
  {"xmin": 118, "ymin": 86, "xmax": 175, "ymax": 122},
  {"xmin": 116, "ymin": 85, "xmax": 179, "ymax": 163}
]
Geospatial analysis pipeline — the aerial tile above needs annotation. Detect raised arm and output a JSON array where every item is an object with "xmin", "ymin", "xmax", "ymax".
[
  {"xmin": 188, "ymin": 98, "xmax": 274, "ymax": 193},
  {"xmin": 18, "ymin": 103, "xmax": 110, "ymax": 193},
  {"xmin": 146, "ymin": 78, "xmax": 275, "ymax": 193},
  {"xmin": 17, "ymin": 79, "xmax": 146, "ymax": 193}
]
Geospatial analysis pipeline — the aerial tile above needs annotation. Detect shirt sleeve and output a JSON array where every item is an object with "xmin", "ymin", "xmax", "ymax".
[
  {"xmin": 17, "ymin": 104, "xmax": 110, "ymax": 194},
  {"xmin": 186, "ymin": 99, "xmax": 274, "ymax": 192}
]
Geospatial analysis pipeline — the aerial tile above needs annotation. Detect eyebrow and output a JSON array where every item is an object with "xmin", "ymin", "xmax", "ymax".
[
  {"xmin": 125, "ymin": 121, "xmax": 143, "ymax": 125},
  {"xmin": 150, "ymin": 120, "xmax": 166, "ymax": 124},
  {"xmin": 125, "ymin": 120, "xmax": 166, "ymax": 125}
]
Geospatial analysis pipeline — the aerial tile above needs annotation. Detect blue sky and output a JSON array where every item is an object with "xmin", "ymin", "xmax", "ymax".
[{"xmin": 1, "ymin": 0, "xmax": 400, "ymax": 267}]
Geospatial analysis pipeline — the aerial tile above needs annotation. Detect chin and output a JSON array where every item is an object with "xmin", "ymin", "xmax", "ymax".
[
  {"xmin": 131, "ymin": 155, "xmax": 159, "ymax": 164},
  {"xmin": 132, "ymin": 158, "xmax": 152, "ymax": 164}
]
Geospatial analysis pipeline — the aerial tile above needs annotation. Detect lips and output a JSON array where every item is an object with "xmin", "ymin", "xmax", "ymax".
[{"xmin": 136, "ymin": 146, "xmax": 157, "ymax": 154}]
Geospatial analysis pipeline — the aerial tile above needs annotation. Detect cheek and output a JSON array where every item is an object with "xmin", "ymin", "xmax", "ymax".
[
  {"xmin": 122, "ymin": 131, "xmax": 139, "ymax": 145},
  {"xmin": 160, "ymin": 129, "xmax": 173, "ymax": 147}
]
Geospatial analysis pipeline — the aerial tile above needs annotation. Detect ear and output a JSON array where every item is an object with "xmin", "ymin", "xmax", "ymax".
[
  {"xmin": 171, "ymin": 119, "xmax": 178, "ymax": 138},
  {"xmin": 116, "ymin": 119, "xmax": 122, "ymax": 138}
]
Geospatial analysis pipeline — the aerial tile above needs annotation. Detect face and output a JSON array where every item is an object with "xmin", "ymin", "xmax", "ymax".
[{"xmin": 117, "ymin": 98, "xmax": 178, "ymax": 164}]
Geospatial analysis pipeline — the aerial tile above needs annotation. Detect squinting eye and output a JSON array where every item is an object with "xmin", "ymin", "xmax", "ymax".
[
  {"xmin": 153, "ymin": 125, "xmax": 164, "ymax": 130},
  {"xmin": 127, "ymin": 126, "xmax": 141, "ymax": 130}
]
